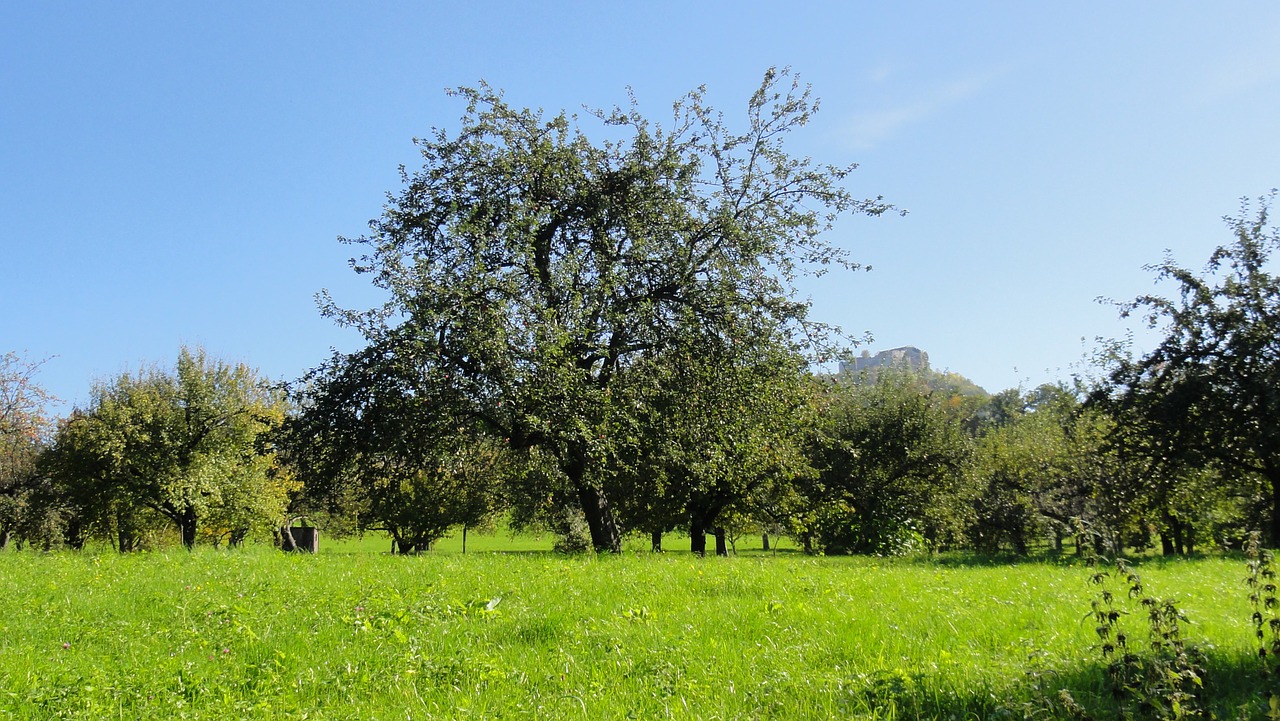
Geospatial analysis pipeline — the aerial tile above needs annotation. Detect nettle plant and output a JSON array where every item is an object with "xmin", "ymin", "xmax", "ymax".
[
  {"xmin": 1246, "ymin": 531, "xmax": 1280, "ymax": 709},
  {"xmin": 1059, "ymin": 529, "xmax": 1206, "ymax": 721}
]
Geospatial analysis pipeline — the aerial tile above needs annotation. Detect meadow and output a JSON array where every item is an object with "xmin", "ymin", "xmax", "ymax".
[{"xmin": 0, "ymin": 539, "xmax": 1270, "ymax": 719}]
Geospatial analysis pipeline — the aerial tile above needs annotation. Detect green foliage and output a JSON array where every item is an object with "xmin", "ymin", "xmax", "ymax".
[
  {"xmin": 318, "ymin": 68, "xmax": 890, "ymax": 552},
  {"xmin": 971, "ymin": 401, "xmax": 1065, "ymax": 554},
  {"xmin": 1082, "ymin": 552, "xmax": 1205, "ymax": 720},
  {"xmin": 804, "ymin": 370, "xmax": 973, "ymax": 554},
  {"xmin": 611, "ymin": 335, "xmax": 815, "ymax": 555},
  {"xmin": 1099, "ymin": 192, "xmax": 1280, "ymax": 545},
  {"xmin": 0, "ymin": 352, "xmax": 58, "ymax": 549},
  {"xmin": 1246, "ymin": 532, "xmax": 1280, "ymax": 709},
  {"xmin": 969, "ymin": 385, "xmax": 1097, "ymax": 554},
  {"xmin": 287, "ymin": 340, "xmax": 509, "ymax": 553},
  {"xmin": 39, "ymin": 347, "xmax": 292, "ymax": 549},
  {"xmin": 1094, "ymin": 366, "xmax": 1251, "ymax": 556}
]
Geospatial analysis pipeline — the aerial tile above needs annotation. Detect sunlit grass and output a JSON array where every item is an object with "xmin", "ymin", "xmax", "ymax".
[{"xmin": 0, "ymin": 547, "xmax": 1266, "ymax": 719}]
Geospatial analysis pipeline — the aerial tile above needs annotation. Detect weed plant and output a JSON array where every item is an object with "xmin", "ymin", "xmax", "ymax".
[
  {"xmin": 1066, "ymin": 550, "xmax": 1206, "ymax": 720},
  {"xmin": 1246, "ymin": 532, "xmax": 1280, "ymax": 717}
]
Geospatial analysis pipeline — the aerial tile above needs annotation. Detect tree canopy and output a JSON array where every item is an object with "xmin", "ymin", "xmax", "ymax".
[
  {"xmin": 306, "ymin": 69, "xmax": 891, "ymax": 551},
  {"xmin": 804, "ymin": 370, "xmax": 973, "ymax": 554},
  {"xmin": 41, "ymin": 347, "xmax": 292, "ymax": 549},
  {"xmin": 1097, "ymin": 192, "xmax": 1280, "ymax": 544},
  {"xmin": 0, "ymin": 352, "xmax": 58, "ymax": 549}
]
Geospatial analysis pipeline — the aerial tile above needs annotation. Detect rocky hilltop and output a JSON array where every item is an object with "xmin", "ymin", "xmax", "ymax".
[
  {"xmin": 836, "ymin": 346, "xmax": 988, "ymax": 397},
  {"xmin": 839, "ymin": 346, "xmax": 929, "ymax": 374}
]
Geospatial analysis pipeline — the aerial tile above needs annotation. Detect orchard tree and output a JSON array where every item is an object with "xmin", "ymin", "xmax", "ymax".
[
  {"xmin": 1098, "ymin": 193, "xmax": 1280, "ymax": 544},
  {"xmin": 319, "ymin": 69, "xmax": 891, "ymax": 551},
  {"xmin": 968, "ymin": 385, "xmax": 1082, "ymax": 554},
  {"xmin": 0, "ymin": 352, "xmax": 58, "ymax": 549},
  {"xmin": 1095, "ymin": 375, "xmax": 1251, "ymax": 554},
  {"xmin": 43, "ymin": 347, "xmax": 293, "ymax": 549},
  {"xmin": 36, "ymin": 405, "xmax": 171, "ymax": 550},
  {"xmin": 804, "ymin": 370, "xmax": 973, "ymax": 554}
]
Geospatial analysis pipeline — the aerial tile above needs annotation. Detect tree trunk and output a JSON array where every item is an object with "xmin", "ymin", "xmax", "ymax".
[
  {"xmin": 462, "ymin": 524, "xmax": 468, "ymax": 554},
  {"xmin": 761, "ymin": 533, "xmax": 770, "ymax": 552},
  {"xmin": 1013, "ymin": 528, "xmax": 1028, "ymax": 556},
  {"xmin": 577, "ymin": 484, "xmax": 621, "ymax": 553},
  {"xmin": 651, "ymin": 530, "xmax": 663, "ymax": 552},
  {"xmin": 0, "ymin": 528, "xmax": 10, "ymax": 550},
  {"xmin": 279, "ymin": 526, "xmax": 298, "ymax": 552},
  {"xmin": 180, "ymin": 522, "xmax": 197, "ymax": 549},
  {"xmin": 179, "ymin": 509, "xmax": 198, "ymax": 550},
  {"xmin": 563, "ymin": 449, "xmax": 621, "ymax": 553},
  {"xmin": 1160, "ymin": 532, "xmax": 1176, "ymax": 556},
  {"xmin": 65, "ymin": 517, "xmax": 86, "ymax": 551},
  {"xmin": 1170, "ymin": 517, "xmax": 1185, "ymax": 556},
  {"xmin": 714, "ymin": 527, "xmax": 728, "ymax": 557},
  {"xmin": 690, "ymin": 517, "xmax": 707, "ymax": 557}
]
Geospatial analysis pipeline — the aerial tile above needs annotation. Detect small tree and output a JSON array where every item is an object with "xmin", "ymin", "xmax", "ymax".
[
  {"xmin": 612, "ymin": 331, "xmax": 814, "ymax": 556},
  {"xmin": 968, "ymin": 386, "xmax": 1081, "ymax": 554},
  {"xmin": 805, "ymin": 370, "xmax": 972, "ymax": 555},
  {"xmin": 288, "ymin": 341, "xmax": 508, "ymax": 554},
  {"xmin": 0, "ymin": 353, "xmax": 58, "ymax": 550},
  {"xmin": 42, "ymin": 347, "xmax": 292, "ymax": 549}
]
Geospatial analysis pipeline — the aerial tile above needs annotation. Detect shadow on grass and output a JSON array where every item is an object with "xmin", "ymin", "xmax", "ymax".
[
  {"xmin": 902, "ymin": 549, "xmax": 1242, "ymax": 570},
  {"xmin": 907, "ymin": 550, "xmax": 1087, "ymax": 568},
  {"xmin": 846, "ymin": 649, "xmax": 1273, "ymax": 720}
]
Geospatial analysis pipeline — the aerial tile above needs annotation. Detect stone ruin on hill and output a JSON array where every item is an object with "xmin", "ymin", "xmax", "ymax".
[{"xmin": 839, "ymin": 346, "xmax": 929, "ymax": 375}]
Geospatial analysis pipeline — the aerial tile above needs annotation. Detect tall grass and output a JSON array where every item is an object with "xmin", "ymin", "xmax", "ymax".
[{"xmin": 0, "ymin": 548, "xmax": 1263, "ymax": 719}]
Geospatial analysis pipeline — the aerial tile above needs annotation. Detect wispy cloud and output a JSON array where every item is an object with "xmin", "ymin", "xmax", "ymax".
[
  {"xmin": 844, "ymin": 71, "xmax": 1001, "ymax": 149},
  {"xmin": 864, "ymin": 62, "xmax": 894, "ymax": 84}
]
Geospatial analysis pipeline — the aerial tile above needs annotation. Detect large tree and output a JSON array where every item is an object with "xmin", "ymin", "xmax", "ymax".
[
  {"xmin": 42, "ymin": 347, "xmax": 292, "ymax": 549},
  {"xmin": 1098, "ymin": 193, "xmax": 1280, "ymax": 544},
  {"xmin": 317, "ymin": 69, "xmax": 890, "ymax": 551}
]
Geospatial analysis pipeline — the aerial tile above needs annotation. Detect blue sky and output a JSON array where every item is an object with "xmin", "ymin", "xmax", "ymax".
[{"xmin": 4, "ymin": 2, "xmax": 1279, "ymax": 410}]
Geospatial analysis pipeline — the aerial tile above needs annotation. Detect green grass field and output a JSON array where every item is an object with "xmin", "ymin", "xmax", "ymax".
[{"xmin": 0, "ymin": 543, "xmax": 1270, "ymax": 719}]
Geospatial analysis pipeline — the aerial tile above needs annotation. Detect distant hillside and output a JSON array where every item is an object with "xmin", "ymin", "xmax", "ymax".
[{"xmin": 836, "ymin": 346, "xmax": 989, "ymax": 398}]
